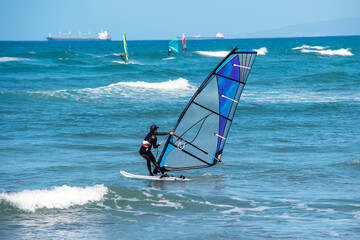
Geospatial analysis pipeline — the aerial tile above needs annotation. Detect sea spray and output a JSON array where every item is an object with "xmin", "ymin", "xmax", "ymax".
[{"xmin": 254, "ymin": 47, "xmax": 268, "ymax": 55}]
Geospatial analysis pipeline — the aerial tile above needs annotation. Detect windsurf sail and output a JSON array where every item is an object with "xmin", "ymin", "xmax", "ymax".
[
  {"xmin": 169, "ymin": 39, "xmax": 179, "ymax": 53},
  {"xmin": 123, "ymin": 32, "xmax": 129, "ymax": 63},
  {"xmin": 157, "ymin": 47, "xmax": 257, "ymax": 171}
]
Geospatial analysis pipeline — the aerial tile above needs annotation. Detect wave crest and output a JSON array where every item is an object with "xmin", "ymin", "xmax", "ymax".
[
  {"xmin": 292, "ymin": 45, "xmax": 353, "ymax": 56},
  {"xmin": 300, "ymin": 48, "xmax": 353, "ymax": 56},
  {"xmin": 0, "ymin": 184, "xmax": 108, "ymax": 212},
  {"xmin": 28, "ymin": 78, "xmax": 196, "ymax": 101},
  {"xmin": 254, "ymin": 47, "xmax": 268, "ymax": 55},
  {"xmin": 195, "ymin": 51, "xmax": 229, "ymax": 57},
  {"xmin": 0, "ymin": 57, "xmax": 33, "ymax": 62},
  {"xmin": 112, "ymin": 78, "xmax": 193, "ymax": 90},
  {"xmin": 292, "ymin": 45, "xmax": 328, "ymax": 50}
]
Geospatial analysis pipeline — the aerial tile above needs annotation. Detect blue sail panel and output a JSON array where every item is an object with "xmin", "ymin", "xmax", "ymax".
[
  {"xmin": 217, "ymin": 56, "xmax": 240, "ymax": 81},
  {"xmin": 218, "ymin": 75, "xmax": 240, "ymax": 118}
]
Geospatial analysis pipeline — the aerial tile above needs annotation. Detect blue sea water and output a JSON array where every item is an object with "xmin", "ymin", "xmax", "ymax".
[{"xmin": 0, "ymin": 36, "xmax": 359, "ymax": 239}]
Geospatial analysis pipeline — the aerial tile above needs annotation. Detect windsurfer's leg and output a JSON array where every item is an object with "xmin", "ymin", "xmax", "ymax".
[
  {"xmin": 140, "ymin": 153, "xmax": 154, "ymax": 176},
  {"xmin": 146, "ymin": 160, "xmax": 152, "ymax": 176}
]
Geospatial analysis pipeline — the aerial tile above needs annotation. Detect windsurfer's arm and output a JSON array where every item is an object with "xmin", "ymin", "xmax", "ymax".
[
  {"xmin": 154, "ymin": 132, "xmax": 174, "ymax": 148},
  {"xmin": 156, "ymin": 132, "xmax": 173, "ymax": 136}
]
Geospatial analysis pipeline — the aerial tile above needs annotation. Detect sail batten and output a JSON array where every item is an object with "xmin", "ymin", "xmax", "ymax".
[
  {"xmin": 158, "ymin": 47, "xmax": 257, "ymax": 171},
  {"xmin": 192, "ymin": 101, "xmax": 232, "ymax": 122},
  {"xmin": 214, "ymin": 73, "xmax": 245, "ymax": 84}
]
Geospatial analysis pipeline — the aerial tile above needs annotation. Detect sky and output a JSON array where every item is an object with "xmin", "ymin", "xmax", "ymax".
[{"xmin": 0, "ymin": 0, "xmax": 360, "ymax": 40}]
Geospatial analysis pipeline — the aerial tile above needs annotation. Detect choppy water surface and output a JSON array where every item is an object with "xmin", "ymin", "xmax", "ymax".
[{"xmin": 0, "ymin": 36, "xmax": 359, "ymax": 239}]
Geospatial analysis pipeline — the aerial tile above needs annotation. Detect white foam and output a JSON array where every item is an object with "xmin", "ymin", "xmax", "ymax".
[
  {"xmin": 300, "ymin": 48, "xmax": 353, "ymax": 56},
  {"xmin": 292, "ymin": 45, "xmax": 328, "ymax": 50},
  {"xmin": 110, "ymin": 53, "xmax": 122, "ymax": 56},
  {"xmin": 323, "ymin": 231, "xmax": 340, "ymax": 237},
  {"xmin": 32, "ymin": 78, "xmax": 196, "ymax": 101},
  {"xmin": 348, "ymin": 159, "xmax": 360, "ymax": 165},
  {"xmin": 109, "ymin": 78, "xmax": 193, "ymax": 91},
  {"xmin": 220, "ymin": 206, "xmax": 269, "ymax": 214},
  {"xmin": 253, "ymin": 47, "xmax": 268, "ymax": 55},
  {"xmin": 151, "ymin": 199, "xmax": 184, "ymax": 209},
  {"xmin": 0, "ymin": 57, "xmax": 33, "ymax": 62},
  {"xmin": 0, "ymin": 184, "xmax": 108, "ymax": 212},
  {"xmin": 112, "ymin": 60, "xmax": 144, "ymax": 65},
  {"xmin": 292, "ymin": 45, "xmax": 353, "ymax": 56},
  {"xmin": 195, "ymin": 51, "xmax": 229, "ymax": 57}
]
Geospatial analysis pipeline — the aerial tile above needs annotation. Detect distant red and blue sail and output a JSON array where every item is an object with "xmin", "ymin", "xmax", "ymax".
[{"xmin": 158, "ymin": 47, "xmax": 257, "ymax": 171}]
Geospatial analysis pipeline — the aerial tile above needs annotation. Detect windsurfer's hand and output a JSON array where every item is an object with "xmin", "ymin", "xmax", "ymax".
[
  {"xmin": 158, "ymin": 142, "xmax": 162, "ymax": 146},
  {"xmin": 169, "ymin": 131, "xmax": 174, "ymax": 135}
]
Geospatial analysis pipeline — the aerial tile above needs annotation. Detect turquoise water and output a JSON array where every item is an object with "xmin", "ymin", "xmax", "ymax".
[{"xmin": 0, "ymin": 36, "xmax": 359, "ymax": 239}]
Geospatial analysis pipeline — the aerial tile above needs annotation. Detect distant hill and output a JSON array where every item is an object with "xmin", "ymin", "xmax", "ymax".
[{"xmin": 244, "ymin": 17, "xmax": 360, "ymax": 38}]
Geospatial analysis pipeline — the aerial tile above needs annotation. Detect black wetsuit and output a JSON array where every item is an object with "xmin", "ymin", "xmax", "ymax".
[
  {"xmin": 120, "ymin": 54, "xmax": 126, "ymax": 63},
  {"xmin": 139, "ymin": 131, "xmax": 168, "ymax": 175}
]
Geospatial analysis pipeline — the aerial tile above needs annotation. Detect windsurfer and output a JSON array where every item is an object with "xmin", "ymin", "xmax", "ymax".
[
  {"xmin": 168, "ymin": 47, "xmax": 172, "ymax": 57},
  {"xmin": 120, "ymin": 54, "xmax": 127, "ymax": 63},
  {"xmin": 182, "ymin": 38, "xmax": 187, "ymax": 52},
  {"xmin": 139, "ymin": 125, "xmax": 174, "ymax": 177}
]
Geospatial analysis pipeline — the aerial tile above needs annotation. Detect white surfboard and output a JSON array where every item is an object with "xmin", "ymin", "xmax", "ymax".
[{"xmin": 120, "ymin": 170, "xmax": 190, "ymax": 181}]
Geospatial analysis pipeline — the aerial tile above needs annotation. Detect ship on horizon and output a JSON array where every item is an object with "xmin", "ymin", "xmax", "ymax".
[
  {"xmin": 177, "ymin": 32, "xmax": 224, "ymax": 40},
  {"xmin": 46, "ymin": 30, "xmax": 111, "ymax": 41}
]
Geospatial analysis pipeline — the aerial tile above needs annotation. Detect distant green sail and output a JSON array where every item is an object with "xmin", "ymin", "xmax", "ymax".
[
  {"xmin": 123, "ymin": 32, "xmax": 129, "ymax": 63},
  {"xmin": 169, "ymin": 39, "xmax": 179, "ymax": 53}
]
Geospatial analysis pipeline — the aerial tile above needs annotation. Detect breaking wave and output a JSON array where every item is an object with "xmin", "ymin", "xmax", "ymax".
[
  {"xmin": 0, "ymin": 57, "xmax": 33, "ymax": 62},
  {"xmin": 254, "ymin": 47, "xmax": 268, "ymax": 55},
  {"xmin": 26, "ymin": 78, "xmax": 196, "ymax": 101},
  {"xmin": 0, "ymin": 184, "xmax": 108, "ymax": 212},
  {"xmin": 292, "ymin": 45, "xmax": 329, "ymax": 50},
  {"xmin": 195, "ymin": 51, "xmax": 229, "ymax": 57},
  {"xmin": 292, "ymin": 45, "xmax": 353, "ymax": 56},
  {"xmin": 107, "ymin": 78, "xmax": 194, "ymax": 90},
  {"xmin": 301, "ymin": 48, "xmax": 353, "ymax": 56}
]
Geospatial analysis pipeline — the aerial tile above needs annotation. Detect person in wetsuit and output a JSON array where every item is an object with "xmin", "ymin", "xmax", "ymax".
[
  {"xmin": 120, "ymin": 53, "xmax": 127, "ymax": 63},
  {"xmin": 139, "ymin": 125, "xmax": 173, "ymax": 177},
  {"xmin": 168, "ymin": 47, "xmax": 172, "ymax": 57},
  {"xmin": 182, "ymin": 38, "xmax": 187, "ymax": 52}
]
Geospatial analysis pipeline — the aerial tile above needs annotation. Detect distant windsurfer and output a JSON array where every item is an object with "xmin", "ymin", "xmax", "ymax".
[
  {"xmin": 182, "ymin": 38, "xmax": 187, "ymax": 52},
  {"xmin": 139, "ymin": 125, "xmax": 174, "ymax": 177},
  {"xmin": 120, "ymin": 54, "xmax": 127, "ymax": 64},
  {"xmin": 168, "ymin": 47, "xmax": 172, "ymax": 57}
]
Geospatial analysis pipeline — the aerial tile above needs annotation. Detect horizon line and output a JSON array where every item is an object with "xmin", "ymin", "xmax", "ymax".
[{"xmin": 0, "ymin": 34, "xmax": 359, "ymax": 42}]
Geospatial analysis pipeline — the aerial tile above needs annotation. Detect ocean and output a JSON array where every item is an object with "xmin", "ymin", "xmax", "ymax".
[{"xmin": 0, "ymin": 36, "xmax": 359, "ymax": 239}]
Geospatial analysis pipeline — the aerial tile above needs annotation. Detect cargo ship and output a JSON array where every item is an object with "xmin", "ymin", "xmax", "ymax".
[
  {"xmin": 177, "ymin": 32, "xmax": 224, "ymax": 40},
  {"xmin": 46, "ymin": 30, "xmax": 111, "ymax": 41}
]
